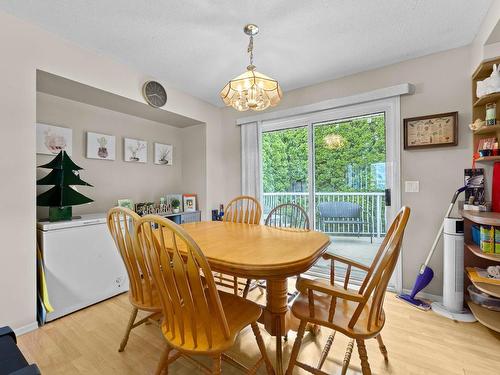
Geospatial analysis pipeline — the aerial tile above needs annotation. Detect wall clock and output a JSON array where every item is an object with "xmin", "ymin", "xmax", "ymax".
[{"xmin": 142, "ymin": 81, "xmax": 167, "ymax": 108}]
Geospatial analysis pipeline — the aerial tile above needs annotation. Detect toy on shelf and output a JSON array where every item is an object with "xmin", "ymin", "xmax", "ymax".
[
  {"xmin": 476, "ymin": 64, "xmax": 500, "ymax": 98},
  {"xmin": 469, "ymin": 119, "xmax": 486, "ymax": 131}
]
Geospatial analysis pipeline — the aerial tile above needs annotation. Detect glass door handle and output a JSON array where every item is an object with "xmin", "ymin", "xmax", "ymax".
[{"xmin": 385, "ymin": 188, "xmax": 391, "ymax": 206}]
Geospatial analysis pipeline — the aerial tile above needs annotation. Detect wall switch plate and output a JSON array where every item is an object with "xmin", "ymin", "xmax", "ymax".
[{"xmin": 405, "ymin": 181, "xmax": 419, "ymax": 193}]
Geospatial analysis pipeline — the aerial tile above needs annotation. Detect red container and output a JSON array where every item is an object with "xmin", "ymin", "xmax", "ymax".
[{"xmin": 493, "ymin": 162, "xmax": 500, "ymax": 212}]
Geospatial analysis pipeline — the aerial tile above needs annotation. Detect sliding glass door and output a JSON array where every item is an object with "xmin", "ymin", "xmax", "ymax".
[
  {"xmin": 261, "ymin": 120, "xmax": 309, "ymax": 217},
  {"xmin": 260, "ymin": 98, "xmax": 401, "ymax": 290}
]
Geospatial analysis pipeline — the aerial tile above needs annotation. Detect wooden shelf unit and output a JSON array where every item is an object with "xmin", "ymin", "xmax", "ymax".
[
  {"xmin": 472, "ymin": 57, "xmax": 500, "ymax": 160},
  {"xmin": 473, "ymin": 124, "xmax": 500, "ymax": 135},
  {"xmin": 467, "ymin": 301, "xmax": 500, "ymax": 332},
  {"xmin": 465, "ymin": 240, "xmax": 500, "ymax": 261},
  {"xmin": 462, "ymin": 210, "xmax": 500, "ymax": 332},
  {"xmin": 475, "ymin": 156, "xmax": 500, "ymax": 163}
]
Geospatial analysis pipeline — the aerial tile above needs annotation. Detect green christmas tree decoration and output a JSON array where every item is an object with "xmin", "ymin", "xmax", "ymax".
[{"xmin": 37, "ymin": 151, "xmax": 93, "ymax": 221}]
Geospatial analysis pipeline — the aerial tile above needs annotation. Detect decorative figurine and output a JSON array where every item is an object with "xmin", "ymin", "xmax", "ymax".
[{"xmin": 37, "ymin": 151, "xmax": 93, "ymax": 221}]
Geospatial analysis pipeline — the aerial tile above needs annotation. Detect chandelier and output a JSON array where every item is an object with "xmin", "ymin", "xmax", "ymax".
[
  {"xmin": 324, "ymin": 134, "xmax": 346, "ymax": 150},
  {"xmin": 220, "ymin": 24, "xmax": 282, "ymax": 111}
]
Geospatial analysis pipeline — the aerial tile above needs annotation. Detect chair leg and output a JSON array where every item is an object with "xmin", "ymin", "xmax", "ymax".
[
  {"xmin": 233, "ymin": 277, "xmax": 239, "ymax": 295},
  {"xmin": 285, "ymin": 320, "xmax": 306, "ymax": 375},
  {"xmin": 212, "ymin": 354, "xmax": 222, "ymax": 375},
  {"xmin": 243, "ymin": 279, "xmax": 252, "ymax": 299},
  {"xmin": 341, "ymin": 339, "xmax": 355, "ymax": 375},
  {"xmin": 155, "ymin": 346, "xmax": 171, "ymax": 375},
  {"xmin": 119, "ymin": 307, "xmax": 138, "ymax": 352},
  {"xmin": 356, "ymin": 339, "xmax": 371, "ymax": 375},
  {"xmin": 376, "ymin": 334, "xmax": 388, "ymax": 361},
  {"xmin": 251, "ymin": 322, "xmax": 275, "ymax": 375}
]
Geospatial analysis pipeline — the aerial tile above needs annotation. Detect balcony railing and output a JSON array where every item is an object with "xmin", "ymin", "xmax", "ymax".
[{"xmin": 262, "ymin": 192, "xmax": 386, "ymax": 238}]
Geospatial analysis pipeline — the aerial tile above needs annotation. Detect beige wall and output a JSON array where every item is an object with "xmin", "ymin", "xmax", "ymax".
[
  {"xmin": 36, "ymin": 92, "xmax": 205, "ymax": 217},
  {"xmin": 221, "ymin": 46, "xmax": 473, "ymax": 296},
  {"xmin": 0, "ymin": 11, "xmax": 221, "ymax": 332},
  {"xmin": 1, "ymin": 5, "xmax": 499, "ymax": 332}
]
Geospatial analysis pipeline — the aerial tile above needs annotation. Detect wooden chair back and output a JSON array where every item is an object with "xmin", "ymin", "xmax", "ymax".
[
  {"xmin": 352, "ymin": 206, "xmax": 410, "ymax": 331},
  {"xmin": 224, "ymin": 195, "xmax": 262, "ymax": 224},
  {"xmin": 265, "ymin": 203, "xmax": 310, "ymax": 230},
  {"xmin": 107, "ymin": 207, "xmax": 157, "ymax": 309},
  {"xmin": 135, "ymin": 215, "xmax": 230, "ymax": 349}
]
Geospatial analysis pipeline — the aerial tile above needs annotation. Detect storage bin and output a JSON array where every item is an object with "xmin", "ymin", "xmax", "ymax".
[
  {"xmin": 496, "ymin": 228, "xmax": 500, "ymax": 254},
  {"xmin": 468, "ymin": 285, "xmax": 500, "ymax": 311},
  {"xmin": 471, "ymin": 225, "xmax": 480, "ymax": 245}
]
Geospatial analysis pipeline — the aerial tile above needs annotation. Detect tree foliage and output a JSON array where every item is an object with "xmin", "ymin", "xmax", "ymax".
[{"xmin": 262, "ymin": 115, "xmax": 386, "ymax": 193}]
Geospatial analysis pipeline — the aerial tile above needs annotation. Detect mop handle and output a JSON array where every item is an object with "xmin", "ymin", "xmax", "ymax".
[{"xmin": 421, "ymin": 186, "xmax": 466, "ymax": 270}]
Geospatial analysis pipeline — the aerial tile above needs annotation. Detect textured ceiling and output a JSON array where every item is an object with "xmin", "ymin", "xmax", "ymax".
[{"xmin": 0, "ymin": 0, "xmax": 493, "ymax": 106}]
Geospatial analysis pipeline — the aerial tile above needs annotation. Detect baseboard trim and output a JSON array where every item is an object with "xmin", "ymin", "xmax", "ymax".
[
  {"xmin": 400, "ymin": 289, "xmax": 442, "ymax": 303},
  {"xmin": 14, "ymin": 321, "xmax": 38, "ymax": 336}
]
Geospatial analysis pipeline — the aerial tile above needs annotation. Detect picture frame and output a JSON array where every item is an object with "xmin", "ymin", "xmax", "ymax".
[
  {"xmin": 403, "ymin": 112, "xmax": 458, "ymax": 149},
  {"xmin": 86, "ymin": 132, "xmax": 116, "ymax": 160},
  {"xmin": 117, "ymin": 198, "xmax": 134, "ymax": 210},
  {"xmin": 183, "ymin": 194, "xmax": 197, "ymax": 212},
  {"xmin": 124, "ymin": 138, "xmax": 148, "ymax": 163},
  {"xmin": 166, "ymin": 194, "xmax": 183, "ymax": 210},
  {"xmin": 154, "ymin": 143, "xmax": 173, "ymax": 165},
  {"xmin": 36, "ymin": 123, "xmax": 73, "ymax": 156}
]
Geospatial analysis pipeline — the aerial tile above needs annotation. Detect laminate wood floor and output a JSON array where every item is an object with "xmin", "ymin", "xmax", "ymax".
[{"xmin": 17, "ymin": 290, "xmax": 500, "ymax": 374}]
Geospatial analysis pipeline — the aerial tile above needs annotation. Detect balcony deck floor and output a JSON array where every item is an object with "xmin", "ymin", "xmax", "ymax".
[{"xmin": 305, "ymin": 235, "xmax": 381, "ymax": 283}]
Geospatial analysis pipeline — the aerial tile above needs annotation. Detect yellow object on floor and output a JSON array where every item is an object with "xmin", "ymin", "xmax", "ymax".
[{"xmin": 37, "ymin": 245, "xmax": 54, "ymax": 313}]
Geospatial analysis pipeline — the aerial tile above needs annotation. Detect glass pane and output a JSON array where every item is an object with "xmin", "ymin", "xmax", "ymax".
[
  {"xmin": 261, "ymin": 126, "xmax": 309, "ymax": 217},
  {"xmin": 309, "ymin": 113, "xmax": 386, "ymax": 283}
]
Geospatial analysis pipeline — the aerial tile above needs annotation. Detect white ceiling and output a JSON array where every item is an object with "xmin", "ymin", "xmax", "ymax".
[{"xmin": 0, "ymin": 0, "xmax": 493, "ymax": 106}]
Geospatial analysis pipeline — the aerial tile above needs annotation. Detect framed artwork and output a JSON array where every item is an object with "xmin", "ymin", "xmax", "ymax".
[
  {"xmin": 403, "ymin": 112, "xmax": 458, "ymax": 149},
  {"xmin": 124, "ymin": 138, "xmax": 147, "ymax": 163},
  {"xmin": 183, "ymin": 194, "xmax": 197, "ymax": 212},
  {"xmin": 36, "ymin": 123, "xmax": 73, "ymax": 156},
  {"xmin": 117, "ymin": 198, "xmax": 134, "ymax": 210},
  {"xmin": 87, "ymin": 132, "xmax": 116, "ymax": 160},
  {"xmin": 154, "ymin": 143, "xmax": 173, "ymax": 165}
]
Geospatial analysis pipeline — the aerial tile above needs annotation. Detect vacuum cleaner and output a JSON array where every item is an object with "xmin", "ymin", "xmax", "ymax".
[{"xmin": 397, "ymin": 175, "xmax": 483, "ymax": 311}]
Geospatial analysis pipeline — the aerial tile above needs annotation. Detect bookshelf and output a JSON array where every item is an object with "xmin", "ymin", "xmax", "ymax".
[
  {"xmin": 472, "ymin": 57, "xmax": 500, "ymax": 163},
  {"xmin": 462, "ymin": 210, "xmax": 500, "ymax": 333}
]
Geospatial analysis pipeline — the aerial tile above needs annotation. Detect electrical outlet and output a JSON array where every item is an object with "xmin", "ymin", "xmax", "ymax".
[{"xmin": 405, "ymin": 181, "xmax": 419, "ymax": 193}]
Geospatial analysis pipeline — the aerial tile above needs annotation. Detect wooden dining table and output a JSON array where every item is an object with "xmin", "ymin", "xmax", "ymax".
[{"xmin": 180, "ymin": 221, "xmax": 331, "ymax": 374}]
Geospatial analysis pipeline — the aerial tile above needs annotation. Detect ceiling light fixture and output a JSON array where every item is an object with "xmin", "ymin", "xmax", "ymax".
[{"xmin": 220, "ymin": 24, "xmax": 282, "ymax": 112}]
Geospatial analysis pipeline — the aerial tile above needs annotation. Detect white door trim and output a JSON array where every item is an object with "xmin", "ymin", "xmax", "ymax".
[
  {"xmin": 237, "ymin": 83, "xmax": 414, "ymax": 125},
  {"xmin": 257, "ymin": 96, "xmax": 404, "ymax": 292}
]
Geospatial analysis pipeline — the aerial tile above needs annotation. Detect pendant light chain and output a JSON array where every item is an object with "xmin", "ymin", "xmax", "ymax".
[{"xmin": 247, "ymin": 35, "xmax": 254, "ymax": 67}]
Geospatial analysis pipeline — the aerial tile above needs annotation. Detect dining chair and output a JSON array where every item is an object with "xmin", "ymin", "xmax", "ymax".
[
  {"xmin": 134, "ymin": 214, "xmax": 275, "ymax": 375},
  {"xmin": 285, "ymin": 206, "xmax": 410, "ymax": 375},
  {"xmin": 218, "ymin": 196, "xmax": 262, "ymax": 295},
  {"xmin": 107, "ymin": 207, "xmax": 162, "ymax": 352},
  {"xmin": 241, "ymin": 203, "xmax": 310, "ymax": 299}
]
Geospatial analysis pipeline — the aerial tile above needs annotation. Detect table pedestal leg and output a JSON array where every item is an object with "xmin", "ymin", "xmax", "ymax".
[{"xmin": 264, "ymin": 279, "xmax": 288, "ymax": 375}]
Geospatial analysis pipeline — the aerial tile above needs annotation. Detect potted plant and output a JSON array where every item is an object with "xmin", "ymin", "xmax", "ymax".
[{"xmin": 171, "ymin": 198, "xmax": 181, "ymax": 213}]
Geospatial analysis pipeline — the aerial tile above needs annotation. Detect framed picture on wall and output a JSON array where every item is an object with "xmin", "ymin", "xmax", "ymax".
[
  {"xmin": 403, "ymin": 112, "xmax": 458, "ymax": 149},
  {"xmin": 36, "ymin": 123, "xmax": 73, "ymax": 156},
  {"xmin": 124, "ymin": 138, "xmax": 147, "ymax": 163},
  {"xmin": 183, "ymin": 194, "xmax": 197, "ymax": 212},
  {"xmin": 154, "ymin": 143, "xmax": 173, "ymax": 165},
  {"xmin": 86, "ymin": 132, "xmax": 116, "ymax": 160}
]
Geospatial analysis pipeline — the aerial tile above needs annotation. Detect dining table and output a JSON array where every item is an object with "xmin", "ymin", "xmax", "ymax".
[{"xmin": 179, "ymin": 220, "xmax": 331, "ymax": 374}]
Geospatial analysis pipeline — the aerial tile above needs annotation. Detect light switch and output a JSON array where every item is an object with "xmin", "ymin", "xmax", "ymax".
[{"xmin": 405, "ymin": 181, "xmax": 419, "ymax": 193}]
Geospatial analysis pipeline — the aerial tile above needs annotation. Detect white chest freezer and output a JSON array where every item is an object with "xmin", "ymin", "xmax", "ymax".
[{"xmin": 37, "ymin": 213, "xmax": 129, "ymax": 322}]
